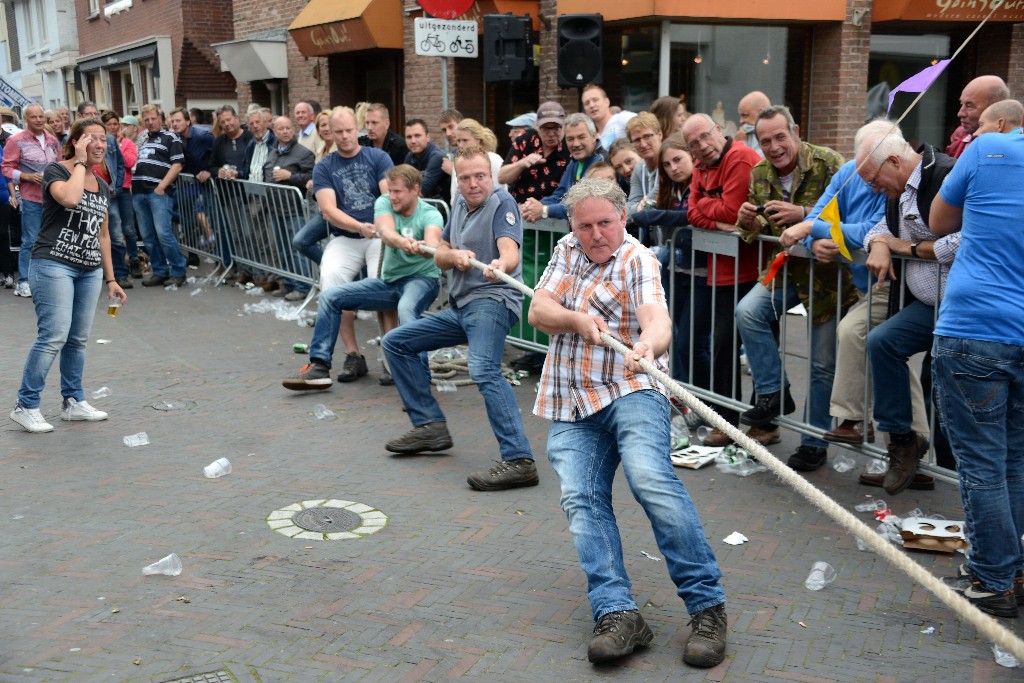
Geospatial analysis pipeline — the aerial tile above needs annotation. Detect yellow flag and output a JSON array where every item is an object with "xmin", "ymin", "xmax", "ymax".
[{"xmin": 820, "ymin": 196, "xmax": 851, "ymax": 260}]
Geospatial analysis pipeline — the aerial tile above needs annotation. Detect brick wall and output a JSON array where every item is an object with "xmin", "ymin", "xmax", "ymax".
[
  {"xmin": 1010, "ymin": 24, "xmax": 1024, "ymax": 103},
  {"xmin": 75, "ymin": 0, "xmax": 236, "ymax": 109},
  {"xmin": 972, "ymin": 23, "xmax": 1012, "ymax": 84},
  {"xmin": 537, "ymin": 0, "xmax": 579, "ymax": 113},
  {"xmin": 230, "ymin": 0, "xmax": 330, "ymax": 115},
  {"xmin": 402, "ymin": 13, "xmax": 447, "ymax": 145},
  {"xmin": 805, "ymin": 0, "xmax": 872, "ymax": 159}
]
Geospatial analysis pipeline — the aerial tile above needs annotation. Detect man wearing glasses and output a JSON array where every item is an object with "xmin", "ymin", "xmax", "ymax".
[
  {"xmin": 855, "ymin": 127, "xmax": 957, "ymax": 495},
  {"xmin": 680, "ymin": 112, "xmax": 762, "ymax": 448},
  {"xmin": 521, "ymin": 113, "xmax": 606, "ymax": 223}
]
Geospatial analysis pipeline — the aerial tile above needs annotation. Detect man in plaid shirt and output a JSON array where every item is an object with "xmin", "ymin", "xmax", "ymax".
[{"xmin": 529, "ymin": 177, "xmax": 727, "ymax": 669}]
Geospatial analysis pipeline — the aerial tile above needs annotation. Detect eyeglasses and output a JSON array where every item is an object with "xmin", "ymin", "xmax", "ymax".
[
  {"xmin": 631, "ymin": 132, "xmax": 658, "ymax": 145},
  {"xmin": 864, "ymin": 161, "xmax": 886, "ymax": 189},
  {"xmin": 686, "ymin": 129, "xmax": 716, "ymax": 151}
]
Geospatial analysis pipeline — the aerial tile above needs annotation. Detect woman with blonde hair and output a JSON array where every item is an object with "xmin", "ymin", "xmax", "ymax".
[
  {"xmin": 313, "ymin": 109, "xmax": 336, "ymax": 163},
  {"xmin": 450, "ymin": 118, "xmax": 505, "ymax": 202}
]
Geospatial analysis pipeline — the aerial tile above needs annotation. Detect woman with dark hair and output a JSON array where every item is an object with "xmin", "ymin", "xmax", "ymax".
[
  {"xmin": 9, "ymin": 118, "xmax": 126, "ymax": 433},
  {"xmin": 632, "ymin": 134, "xmax": 710, "ymax": 387},
  {"xmin": 650, "ymin": 96, "xmax": 688, "ymax": 138}
]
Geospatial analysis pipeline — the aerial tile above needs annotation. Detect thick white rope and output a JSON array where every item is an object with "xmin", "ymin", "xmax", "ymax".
[{"xmin": 417, "ymin": 243, "xmax": 1024, "ymax": 662}]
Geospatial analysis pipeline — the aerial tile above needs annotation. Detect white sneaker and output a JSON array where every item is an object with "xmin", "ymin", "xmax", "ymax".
[
  {"xmin": 14, "ymin": 281, "xmax": 31, "ymax": 297},
  {"xmin": 61, "ymin": 397, "xmax": 108, "ymax": 421},
  {"xmin": 10, "ymin": 405, "xmax": 54, "ymax": 433}
]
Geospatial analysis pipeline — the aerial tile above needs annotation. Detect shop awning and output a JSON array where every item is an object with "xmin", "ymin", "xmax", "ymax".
[
  {"xmin": 212, "ymin": 35, "xmax": 288, "ymax": 83},
  {"xmin": 289, "ymin": 0, "xmax": 403, "ymax": 56},
  {"xmin": 872, "ymin": 0, "xmax": 1024, "ymax": 22},
  {"xmin": 78, "ymin": 43, "xmax": 158, "ymax": 73},
  {"xmin": 556, "ymin": 0, "xmax": 845, "ymax": 22}
]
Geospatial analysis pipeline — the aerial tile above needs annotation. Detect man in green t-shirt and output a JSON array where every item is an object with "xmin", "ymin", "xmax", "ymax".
[{"xmin": 283, "ymin": 165, "xmax": 443, "ymax": 390}]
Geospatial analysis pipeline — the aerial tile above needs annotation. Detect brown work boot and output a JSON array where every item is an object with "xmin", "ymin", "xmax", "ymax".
[
  {"xmin": 745, "ymin": 425, "xmax": 781, "ymax": 446},
  {"xmin": 883, "ymin": 432, "xmax": 929, "ymax": 495},
  {"xmin": 701, "ymin": 428, "xmax": 733, "ymax": 447},
  {"xmin": 824, "ymin": 419, "xmax": 875, "ymax": 444},
  {"xmin": 859, "ymin": 471, "xmax": 935, "ymax": 491}
]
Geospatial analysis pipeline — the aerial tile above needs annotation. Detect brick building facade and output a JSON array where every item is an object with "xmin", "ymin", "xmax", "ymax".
[{"xmin": 75, "ymin": 0, "xmax": 235, "ymax": 114}]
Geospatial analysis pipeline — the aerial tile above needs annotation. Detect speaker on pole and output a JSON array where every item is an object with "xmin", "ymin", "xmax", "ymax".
[
  {"xmin": 483, "ymin": 14, "xmax": 533, "ymax": 83},
  {"xmin": 556, "ymin": 14, "xmax": 603, "ymax": 88}
]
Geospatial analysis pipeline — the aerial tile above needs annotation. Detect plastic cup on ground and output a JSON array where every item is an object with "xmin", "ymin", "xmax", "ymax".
[
  {"xmin": 313, "ymin": 404, "xmax": 336, "ymax": 420},
  {"xmin": 91, "ymin": 386, "xmax": 111, "ymax": 399},
  {"xmin": 804, "ymin": 561, "xmax": 837, "ymax": 590},
  {"xmin": 832, "ymin": 453, "xmax": 856, "ymax": 472},
  {"xmin": 855, "ymin": 499, "xmax": 887, "ymax": 512},
  {"xmin": 696, "ymin": 425, "xmax": 713, "ymax": 444},
  {"xmin": 866, "ymin": 458, "xmax": 887, "ymax": 474},
  {"xmin": 142, "ymin": 553, "xmax": 182, "ymax": 576},
  {"xmin": 203, "ymin": 457, "xmax": 232, "ymax": 478},
  {"xmin": 123, "ymin": 432, "xmax": 149, "ymax": 447}
]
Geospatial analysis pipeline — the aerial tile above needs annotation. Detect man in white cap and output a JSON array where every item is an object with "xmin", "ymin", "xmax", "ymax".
[{"xmin": 505, "ymin": 112, "xmax": 537, "ymax": 142}]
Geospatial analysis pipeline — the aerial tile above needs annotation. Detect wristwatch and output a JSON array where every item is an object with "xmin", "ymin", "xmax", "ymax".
[
  {"xmin": 541, "ymin": 205, "xmax": 549, "ymax": 220},
  {"xmin": 910, "ymin": 240, "xmax": 921, "ymax": 258}
]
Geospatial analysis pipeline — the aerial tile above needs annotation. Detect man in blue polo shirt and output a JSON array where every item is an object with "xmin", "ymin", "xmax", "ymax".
[
  {"xmin": 932, "ymin": 131, "xmax": 1024, "ymax": 619},
  {"xmin": 312, "ymin": 106, "xmax": 393, "ymax": 383},
  {"xmin": 381, "ymin": 147, "xmax": 539, "ymax": 492}
]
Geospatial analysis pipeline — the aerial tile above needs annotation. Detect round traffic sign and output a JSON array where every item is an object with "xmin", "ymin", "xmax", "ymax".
[{"xmin": 420, "ymin": 0, "xmax": 475, "ymax": 20}]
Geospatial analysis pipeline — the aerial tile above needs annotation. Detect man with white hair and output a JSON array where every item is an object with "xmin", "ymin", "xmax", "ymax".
[
  {"xmin": 736, "ymin": 91, "xmax": 770, "ymax": 157},
  {"xmin": 858, "ymin": 127, "xmax": 957, "ymax": 495},
  {"xmin": 529, "ymin": 177, "xmax": 727, "ymax": 668}
]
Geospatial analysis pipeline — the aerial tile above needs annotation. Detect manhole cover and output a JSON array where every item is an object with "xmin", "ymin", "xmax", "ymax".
[
  {"xmin": 160, "ymin": 670, "xmax": 232, "ymax": 683},
  {"xmin": 293, "ymin": 507, "xmax": 361, "ymax": 532},
  {"xmin": 267, "ymin": 499, "xmax": 388, "ymax": 541}
]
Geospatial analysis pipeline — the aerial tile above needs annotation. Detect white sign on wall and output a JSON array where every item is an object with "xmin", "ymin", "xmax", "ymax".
[{"xmin": 414, "ymin": 18, "xmax": 477, "ymax": 58}]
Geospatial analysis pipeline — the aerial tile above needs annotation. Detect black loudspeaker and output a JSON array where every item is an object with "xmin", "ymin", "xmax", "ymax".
[
  {"xmin": 483, "ymin": 14, "xmax": 533, "ymax": 83},
  {"xmin": 557, "ymin": 14, "xmax": 603, "ymax": 88}
]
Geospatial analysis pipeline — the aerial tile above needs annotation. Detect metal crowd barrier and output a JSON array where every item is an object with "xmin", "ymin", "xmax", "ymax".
[
  {"xmin": 174, "ymin": 173, "xmax": 227, "ymax": 282},
  {"xmin": 511, "ymin": 218, "xmax": 956, "ymax": 483}
]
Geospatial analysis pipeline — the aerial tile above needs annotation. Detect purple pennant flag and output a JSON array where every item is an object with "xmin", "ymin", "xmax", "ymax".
[{"xmin": 887, "ymin": 59, "xmax": 951, "ymax": 115}]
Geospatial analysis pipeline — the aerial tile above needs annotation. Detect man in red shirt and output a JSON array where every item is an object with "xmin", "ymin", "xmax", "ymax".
[
  {"xmin": 681, "ymin": 113, "xmax": 763, "ymax": 445},
  {"xmin": 945, "ymin": 75, "xmax": 1009, "ymax": 158}
]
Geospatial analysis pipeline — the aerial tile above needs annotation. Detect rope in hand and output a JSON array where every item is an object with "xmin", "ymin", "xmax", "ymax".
[{"xmin": 416, "ymin": 243, "xmax": 1024, "ymax": 663}]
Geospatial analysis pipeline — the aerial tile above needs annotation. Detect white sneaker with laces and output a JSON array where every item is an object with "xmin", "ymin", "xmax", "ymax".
[
  {"xmin": 62, "ymin": 397, "xmax": 108, "ymax": 421},
  {"xmin": 14, "ymin": 281, "xmax": 31, "ymax": 297},
  {"xmin": 10, "ymin": 405, "xmax": 55, "ymax": 433}
]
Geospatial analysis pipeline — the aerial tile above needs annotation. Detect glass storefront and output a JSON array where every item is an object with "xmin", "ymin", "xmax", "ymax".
[{"xmin": 617, "ymin": 23, "xmax": 790, "ymax": 134}]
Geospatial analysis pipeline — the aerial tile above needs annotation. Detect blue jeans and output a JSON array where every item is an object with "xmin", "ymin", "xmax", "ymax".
[
  {"xmin": 736, "ymin": 283, "xmax": 837, "ymax": 447},
  {"xmin": 868, "ymin": 300, "xmax": 935, "ymax": 435},
  {"xmin": 113, "ymin": 191, "xmax": 139, "ymax": 260},
  {"xmin": 293, "ymin": 214, "xmax": 330, "ymax": 265},
  {"xmin": 382, "ymin": 297, "xmax": 534, "ymax": 462},
  {"xmin": 933, "ymin": 336, "xmax": 1024, "ymax": 592},
  {"xmin": 16, "ymin": 199, "xmax": 42, "ymax": 283},
  {"xmin": 18, "ymin": 259, "xmax": 103, "ymax": 408},
  {"xmin": 107, "ymin": 192, "xmax": 128, "ymax": 280},
  {"xmin": 547, "ymin": 390, "xmax": 726, "ymax": 620},
  {"xmin": 310, "ymin": 276, "xmax": 440, "ymax": 368},
  {"xmin": 133, "ymin": 191, "xmax": 185, "ymax": 278}
]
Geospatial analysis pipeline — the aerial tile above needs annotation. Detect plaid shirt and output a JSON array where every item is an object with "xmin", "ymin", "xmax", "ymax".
[
  {"xmin": 865, "ymin": 161, "xmax": 959, "ymax": 306},
  {"xmin": 533, "ymin": 232, "xmax": 669, "ymax": 422}
]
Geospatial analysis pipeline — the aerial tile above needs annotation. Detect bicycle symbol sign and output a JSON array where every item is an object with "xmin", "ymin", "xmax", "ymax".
[{"xmin": 414, "ymin": 18, "xmax": 478, "ymax": 59}]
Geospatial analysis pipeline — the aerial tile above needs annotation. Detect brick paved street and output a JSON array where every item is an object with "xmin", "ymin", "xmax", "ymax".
[{"xmin": 1, "ymin": 268, "xmax": 1021, "ymax": 683}]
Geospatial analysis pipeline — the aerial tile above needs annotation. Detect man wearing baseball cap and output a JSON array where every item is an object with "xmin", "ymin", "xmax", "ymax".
[
  {"xmin": 499, "ymin": 101, "xmax": 571, "ymax": 372},
  {"xmin": 499, "ymin": 101, "xmax": 568, "ymax": 203},
  {"xmin": 505, "ymin": 112, "xmax": 537, "ymax": 142}
]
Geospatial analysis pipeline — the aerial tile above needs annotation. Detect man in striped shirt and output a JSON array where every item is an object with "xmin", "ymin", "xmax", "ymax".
[
  {"xmin": 529, "ymin": 178, "xmax": 727, "ymax": 669},
  {"xmin": 133, "ymin": 104, "xmax": 186, "ymax": 287}
]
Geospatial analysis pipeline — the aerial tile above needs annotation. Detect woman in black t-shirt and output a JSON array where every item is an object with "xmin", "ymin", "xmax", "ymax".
[{"xmin": 10, "ymin": 119, "xmax": 126, "ymax": 433}]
